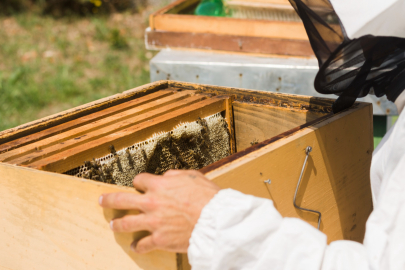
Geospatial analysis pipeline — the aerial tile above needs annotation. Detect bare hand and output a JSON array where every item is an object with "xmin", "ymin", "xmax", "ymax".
[{"xmin": 99, "ymin": 170, "xmax": 220, "ymax": 254}]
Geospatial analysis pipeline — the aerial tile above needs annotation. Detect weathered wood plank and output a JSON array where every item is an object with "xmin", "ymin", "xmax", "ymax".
[
  {"xmin": 168, "ymin": 81, "xmax": 334, "ymax": 113},
  {"xmin": 28, "ymin": 96, "xmax": 229, "ymax": 173},
  {"xmin": 8, "ymin": 94, "xmax": 205, "ymax": 165},
  {"xmin": 0, "ymin": 162, "xmax": 178, "ymax": 270},
  {"xmin": 146, "ymin": 30, "xmax": 314, "ymax": 56},
  {"xmin": 203, "ymin": 103, "xmax": 373, "ymax": 243},
  {"xmin": 0, "ymin": 90, "xmax": 176, "ymax": 155},
  {"xmin": 233, "ymin": 101, "xmax": 326, "ymax": 151},
  {"xmin": 225, "ymin": 96, "xmax": 236, "ymax": 154}
]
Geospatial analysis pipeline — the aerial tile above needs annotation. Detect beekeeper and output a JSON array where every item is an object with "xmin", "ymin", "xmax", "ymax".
[{"xmin": 99, "ymin": 0, "xmax": 405, "ymax": 268}]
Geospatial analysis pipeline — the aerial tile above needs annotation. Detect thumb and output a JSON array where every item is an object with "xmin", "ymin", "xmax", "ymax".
[{"xmin": 131, "ymin": 235, "xmax": 156, "ymax": 254}]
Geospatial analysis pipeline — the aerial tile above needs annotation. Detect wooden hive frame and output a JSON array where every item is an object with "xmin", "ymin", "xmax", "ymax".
[
  {"xmin": 0, "ymin": 80, "xmax": 373, "ymax": 270},
  {"xmin": 0, "ymin": 90, "xmax": 234, "ymax": 173}
]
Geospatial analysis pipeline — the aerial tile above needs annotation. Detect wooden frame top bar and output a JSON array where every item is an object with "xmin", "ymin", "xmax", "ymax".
[
  {"xmin": 0, "ymin": 81, "xmax": 171, "ymax": 146},
  {"xmin": 28, "ymin": 95, "xmax": 230, "ymax": 173},
  {"xmin": 5, "ymin": 94, "xmax": 206, "ymax": 166},
  {"xmin": 0, "ymin": 90, "xmax": 177, "ymax": 154},
  {"xmin": 0, "ymin": 80, "xmax": 336, "ymax": 147},
  {"xmin": 0, "ymin": 91, "xmax": 197, "ymax": 163}
]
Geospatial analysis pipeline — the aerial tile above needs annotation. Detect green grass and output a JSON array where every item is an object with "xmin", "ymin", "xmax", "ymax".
[{"xmin": 0, "ymin": 12, "xmax": 154, "ymax": 131}]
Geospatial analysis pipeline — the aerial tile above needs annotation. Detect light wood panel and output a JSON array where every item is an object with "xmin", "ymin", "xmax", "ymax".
[
  {"xmin": 28, "ymin": 96, "xmax": 229, "ymax": 173},
  {"xmin": 0, "ymin": 162, "xmax": 178, "ymax": 270},
  {"xmin": 233, "ymin": 101, "xmax": 326, "ymax": 151},
  {"xmin": 0, "ymin": 90, "xmax": 176, "ymax": 154},
  {"xmin": 203, "ymin": 103, "xmax": 373, "ymax": 243},
  {"xmin": 2, "ymin": 92, "xmax": 200, "ymax": 164},
  {"xmin": 146, "ymin": 30, "xmax": 315, "ymax": 57},
  {"xmin": 151, "ymin": 14, "xmax": 309, "ymax": 40}
]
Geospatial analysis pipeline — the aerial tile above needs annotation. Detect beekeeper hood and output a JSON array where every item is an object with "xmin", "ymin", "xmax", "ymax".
[{"xmin": 289, "ymin": 0, "xmax": 405, "ymax": 113}]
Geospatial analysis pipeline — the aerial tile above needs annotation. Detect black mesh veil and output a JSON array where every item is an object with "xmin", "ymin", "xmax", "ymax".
[{"xmin": 289, "ymin": 0, "xmax": 405, "ymax": 113}]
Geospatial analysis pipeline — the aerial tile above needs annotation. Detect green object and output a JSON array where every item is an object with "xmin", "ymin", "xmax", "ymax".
[
  {"xmin": 195, "ymin": 0, "xmax": 225, "ymax": 16},
  {"xmin": 373, "ymin": 115, "xmax": 387, "ymax": 149},
  {"xmin": 372, "ymin": 116, "xmax": 400, "ymax": 149},
  {"xmin": 391, "ymin": 116, "xmax": 399, "ymax": 126}
]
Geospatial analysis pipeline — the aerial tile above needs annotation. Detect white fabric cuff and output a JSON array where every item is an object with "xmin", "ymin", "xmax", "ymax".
[
  {"xmin": 187, "ymin": 188, "xmax": 282, "ymax": 269},
  {"xmin": 187, "ymin": 188, "xmax": 226, "ymax": 269}
]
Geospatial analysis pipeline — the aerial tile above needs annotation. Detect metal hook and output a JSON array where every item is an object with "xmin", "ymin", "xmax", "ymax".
[{"xmin": 293, "ymin": 146, "xmax": 322, "ymax": 230}]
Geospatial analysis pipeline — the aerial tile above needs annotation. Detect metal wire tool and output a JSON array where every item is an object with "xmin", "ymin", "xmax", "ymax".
[{"xmin": 293, "ymin": 146, "xmax": 322, "ymax": 230}]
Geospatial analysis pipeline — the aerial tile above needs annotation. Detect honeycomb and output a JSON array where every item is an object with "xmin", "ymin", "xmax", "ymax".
[{"xmin": 64, "ymin": 113, "xmax": 231, "ymax": 186}]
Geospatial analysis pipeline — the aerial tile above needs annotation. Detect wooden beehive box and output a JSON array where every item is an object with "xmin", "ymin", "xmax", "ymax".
[
  {"xmin": 146, "ymin": 0, "xmax": 315, "ymax": 56},
  {"xmin": 0, "ymin": 81, "xmax": 373, "ymax": 270}
]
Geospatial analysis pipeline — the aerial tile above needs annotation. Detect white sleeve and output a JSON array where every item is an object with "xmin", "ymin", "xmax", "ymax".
[
  {"xmin": 188, "ymin": 189, "xmax": 369, "ymax": 270},
  {"xmin": 330, "ymin": 0, "xmax": 405, "ymax": 39}
]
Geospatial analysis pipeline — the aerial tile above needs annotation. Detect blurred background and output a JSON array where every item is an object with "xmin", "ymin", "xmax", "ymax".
[
  {"xmin": 0, "ymin": 0, "xmax": 397, "ymax": 147},
  {"xmin": 0, "ymin": 0, "xmax": 169, "ymax": 131}
]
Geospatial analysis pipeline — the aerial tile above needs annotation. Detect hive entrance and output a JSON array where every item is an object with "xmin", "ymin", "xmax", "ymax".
[{"xmin": 64, "ymin": 113, "xmax": 231, "ymax": 186}]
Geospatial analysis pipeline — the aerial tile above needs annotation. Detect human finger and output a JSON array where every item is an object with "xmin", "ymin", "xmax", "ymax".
[
  {"xmin": 133, "ymin": 172, "xmax": 160, "ymax": 192},
  {"xmin": 131, "ymin": 235, "xmax": 156, "ymax": 254},
  {"xmin": 99, "ymin": 192, "xmax": 145, "ymax": 210},
  {"xmin": 110, "ymin": 214, "xmax": 150, "ymax": 233},
  {"xmin": 163, "ymin": 169, "xmax": 185, "ymax": 177}
]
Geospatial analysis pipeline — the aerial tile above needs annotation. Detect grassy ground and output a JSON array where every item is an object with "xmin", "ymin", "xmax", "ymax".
[{"xmin": 0, "ymin": 10, "xmax": 157, "ymax": 131}]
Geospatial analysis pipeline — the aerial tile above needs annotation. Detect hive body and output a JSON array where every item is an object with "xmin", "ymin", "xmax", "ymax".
[{"xmin": 0, "ymin": 81, "xmax": 373, "ymax": 270}]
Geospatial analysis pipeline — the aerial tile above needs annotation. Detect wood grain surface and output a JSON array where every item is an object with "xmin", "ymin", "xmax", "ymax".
[
  {"xmin": 0, "ymin": 163, "xmax": 179, "ymax": 270},
  {"xmin": 0, "ymin": 81, "xmax": 170, "ymax": 146},
  {"xmin": 225, "ymin": 96, "xmax": 236, "ymax": 154},
  {"xmin": 0, "ymin": 81, "xmax": 373, "ymax": 270},
  {"xmin": 4, "ymin": 93, "xmax": 204, "ymax": 165},
  {"xmin": 149, "ymin": 0, "xmax": 341, "ymax": 42},
  {"xmin": 204, "ymin": 103, "xmax": 374, "ymax": 243},
  {"xmin": 168, "ymin": 81, "xmax": 334, "ymax": 113},
  {"xmin": 0, "ymin": 90, "xmax": 176, "ymax": 154},
  {"xmin": 0, "ymin": 80, "xmax": 334, "ymax": 148},
  {"xmin": 151, "ymin": 14, "xmax": 309, "ymax": 40},
  {"xmin": 233, "ymin": 101, "xmax": 326, "ymax": 151},
  {"xmin": 146, "ymin": 30, "xmax": 314, "ymax": 56},
  {"xmin": 0, "ymin": 91, "xmax": 197, "ymax": 163},
  {"xmin": 28, "ymin": 96, "xmax": 229, "ymax": 173}
]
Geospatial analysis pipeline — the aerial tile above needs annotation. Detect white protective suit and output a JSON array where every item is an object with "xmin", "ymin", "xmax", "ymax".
[
  {"xmin": 188, "ymin": 1, "xmax": 405, "ymax": 268},
  {"xmin": 188, "ymin": 94, "xmax": 405, "ymax": 270}
]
